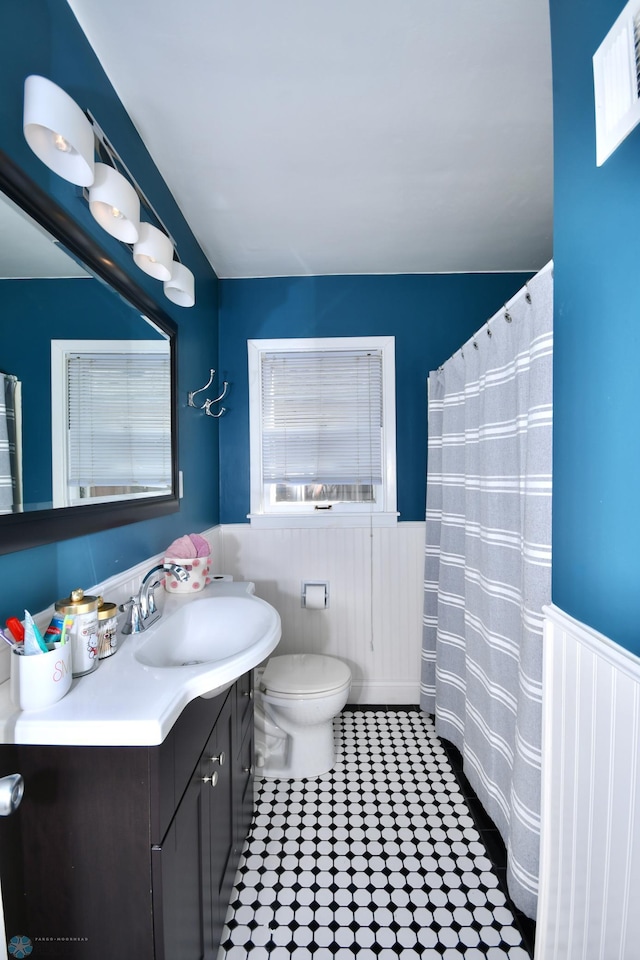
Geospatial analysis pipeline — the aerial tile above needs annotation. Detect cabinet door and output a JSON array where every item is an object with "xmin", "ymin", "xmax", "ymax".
[
  {"xmin": 205, "ymin": 691, "xmax": 234, "ymax": 947},
  {"xmin": 235, "ymin": 719, "xmax": 255, "ymax": 853},
  {"xmin": 152, "ymin": 767, "xmax": 213, "ymax": 960},
  {"xmin": 151, "ymin": 687, "xmax": 237, "ymax": 960},
  {"xmin": 1, "ymin": 745, "xmax": 154, "ymax": 960},
  {"xmin": 233, "ymin": 671, "xmax": 255, "ymax": 856}
]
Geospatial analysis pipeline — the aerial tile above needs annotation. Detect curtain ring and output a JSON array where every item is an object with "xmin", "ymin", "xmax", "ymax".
[
  {"xmin": 525, "ymin": 283, "xmax": 532, "ymax": 304},
  {"xmin": 486, "ymin": 328, "xmax": 492, "ymax": 338},
  {"xmin": 473, "ymin": 340, "xmax": 479, "ymax": 350},
  {"xmin": 504, "ymin": 309, "xmax": 512, "ymax": 323}
]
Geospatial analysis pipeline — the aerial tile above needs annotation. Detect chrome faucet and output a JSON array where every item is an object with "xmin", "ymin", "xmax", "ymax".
[
  {"xmin": 120, "ymin": 562, "xmax": 190, "ymax": 634},
  {"xmin": 139, "ymin": 563, "xmax": 189, "ymax": 619}
]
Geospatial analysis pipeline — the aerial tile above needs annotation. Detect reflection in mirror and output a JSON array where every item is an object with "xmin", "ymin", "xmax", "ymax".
[
  {"xmin": 51, "ymin": 338, "xmax": 171, "ymax": 507},
  {"xmin": 0, "ymin": 146, "xmax": 178, "ymax": 555},
  {"xmin": 0, "ymin": 192, "xmax": 171, "ymax": 515}
]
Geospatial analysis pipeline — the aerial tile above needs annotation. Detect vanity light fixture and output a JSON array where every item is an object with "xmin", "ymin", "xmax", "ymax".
[
  {"xmin": 164, "ymin": 260, "xmax": 195, "ymax": 308},
  {"xmin": 22, "ymin": 75, "xmax": 195, "ymax": 307},
  {"xmin": 23, "ymin": 75, "xmax": 95, "ymax": 187},
  {"xmin": 88, "ymin": 163, "xmax": 140, "ymax": 243},
  {"xmin": 133, "ymin": 222, "xmax": 174, "ymax": 281}
]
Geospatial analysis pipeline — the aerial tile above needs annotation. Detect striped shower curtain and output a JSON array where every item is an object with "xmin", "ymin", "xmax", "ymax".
[
  {"xmin": 0, "ymin": 372, "xmax": 22, "ymax": 514},
  {"xmin": 420, "ymin": 262, "xmax": 553, "ymax": 920}
]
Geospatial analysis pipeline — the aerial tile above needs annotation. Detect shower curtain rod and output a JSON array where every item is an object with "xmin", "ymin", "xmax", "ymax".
[{"xmin": 442, "ymin": 259, "xmax": 554, "ymax": 368}]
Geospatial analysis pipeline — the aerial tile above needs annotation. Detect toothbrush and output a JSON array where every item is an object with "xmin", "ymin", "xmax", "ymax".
[
  {"xmin": 5, "ymin": 617, "xmax": 24, "ymax": 643},
  {"xmin": 0, "ymin": 629, "xmax": 15, "ymax": 648},
  {"xmin": 60, "ymin": 615, "xmax": 73, "ymax": 646}
]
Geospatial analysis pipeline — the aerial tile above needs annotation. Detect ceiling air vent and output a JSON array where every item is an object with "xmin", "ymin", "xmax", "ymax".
[{"xmin": 593, "ymin": 0, "xmax": 640, "ymax": 165}]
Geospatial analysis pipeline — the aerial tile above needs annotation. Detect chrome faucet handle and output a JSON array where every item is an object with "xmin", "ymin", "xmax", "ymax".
[
  {"xmin": 146, "ymin": 579, "xmax": 163, "ymax": 618},
  {"xmin": 119, "ymin": 596, "xmax": 142, "ymax": 635},
  {"xmin": 163, "ymin": 562, "xmax": 189, "ymax": 584}
]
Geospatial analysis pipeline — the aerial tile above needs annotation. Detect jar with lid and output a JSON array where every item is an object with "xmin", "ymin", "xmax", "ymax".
[
  {"xmin": 97, "ymin": 599, "xmax": 119, "ymax": 659},
  {"xmin": 54, "ymin": 588, "xmax": 99, "ymax": 677}
]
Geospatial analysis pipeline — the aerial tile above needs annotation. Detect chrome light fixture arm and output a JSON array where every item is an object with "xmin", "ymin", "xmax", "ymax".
[{"xmin": 87, "ymin": 111, "xmax": 177, "ymax": 250}]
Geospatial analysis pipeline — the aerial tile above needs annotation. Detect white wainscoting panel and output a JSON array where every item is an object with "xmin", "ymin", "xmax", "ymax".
[
  {"xmin": 218, "ymin": 522, "xmax": 425, "ymax": 703},
  {"xmin": 536, "ymin": 604, "xmax": 640, "ymax": 960}
]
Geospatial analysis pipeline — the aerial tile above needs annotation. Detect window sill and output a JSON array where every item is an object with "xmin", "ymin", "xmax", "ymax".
[{"xmin": 247, "ymin": 512, "xmax": 399, "ymax": 530}]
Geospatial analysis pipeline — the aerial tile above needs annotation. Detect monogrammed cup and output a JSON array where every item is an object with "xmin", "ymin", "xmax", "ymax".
[{"xmin": 10, "ymin": 642, "xmax": 72, "ymax": 711}]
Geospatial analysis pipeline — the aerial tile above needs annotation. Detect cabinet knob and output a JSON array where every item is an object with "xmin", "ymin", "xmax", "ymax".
[
  {"xmin": 243, "ymin": 689, "xmax": 254, "ymax": 700},
  {"xmin": 202, "ymin": 771, "xmax": 219, "ymax": 787},
  {"xmin": 243, "ymin": 765, "xmax": 254, "ymax": 775},
  {"xmin": 208, "ymin": 751, "xmax": 225, "ymax": 766},
  {"xmin": 0, "ymin": 774, "xmax": 24, "ymax": 816}
]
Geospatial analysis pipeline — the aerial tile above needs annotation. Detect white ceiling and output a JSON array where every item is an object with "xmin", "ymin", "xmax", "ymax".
[{"xmin": 67, "ymin": 0, "xmax": 553, "ymax": 280}]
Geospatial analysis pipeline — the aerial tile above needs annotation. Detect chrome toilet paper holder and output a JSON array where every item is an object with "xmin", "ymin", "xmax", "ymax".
[{"xmin": 301, "ymin": 581, "xmax": 329, "ymax": 609}]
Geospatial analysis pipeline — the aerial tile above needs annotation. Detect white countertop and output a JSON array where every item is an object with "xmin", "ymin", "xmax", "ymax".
[{"xmin": 0, "ymin": 581, "xmax": 281, "ymax": 747}]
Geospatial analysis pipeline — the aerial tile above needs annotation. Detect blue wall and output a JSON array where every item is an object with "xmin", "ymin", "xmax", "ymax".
[
  {"xmin": 550, "ymin": 0, "xmax": 640, "ymax": 654},
  {"xmin": 218, "ymin": 273, "xmax": 532, "ymax": 524},
  {"xmin": 0, "ymin": 1, "xmax": 220, "ymax": 621}
]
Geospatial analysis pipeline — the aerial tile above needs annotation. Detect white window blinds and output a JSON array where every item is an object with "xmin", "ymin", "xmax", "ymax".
[
  {"xmin": 260, "ymin": 350, "xmax": 383, "ymax": 486},
  {"xmin": 66, "ymin": 352, "xmax": 171, "ymax": 488}
]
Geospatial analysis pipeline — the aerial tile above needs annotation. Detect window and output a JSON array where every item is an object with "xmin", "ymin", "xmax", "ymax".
[
  {"xmin": 51, "ymin": 339, "xmax": 171, "ymax": 508},
  {"xmin": 248, "ymin": 336, "xmax": 397, "ymax": 527}
]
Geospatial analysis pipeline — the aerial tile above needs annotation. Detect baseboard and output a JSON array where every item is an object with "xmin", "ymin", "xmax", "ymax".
[{"xmin": 348, "ymin": 679, "xmax": 421, "ymax": 704}]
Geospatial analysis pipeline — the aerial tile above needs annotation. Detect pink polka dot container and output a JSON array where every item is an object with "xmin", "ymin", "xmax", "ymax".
[{"xmin": 163, "ymin": 556, "xmax": 212, "ymax": 593}]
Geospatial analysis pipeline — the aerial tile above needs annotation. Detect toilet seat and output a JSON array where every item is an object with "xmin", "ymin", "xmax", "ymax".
[{"xmin": 262, "ymin": 654, "xmax": 351, "ymax": 700}]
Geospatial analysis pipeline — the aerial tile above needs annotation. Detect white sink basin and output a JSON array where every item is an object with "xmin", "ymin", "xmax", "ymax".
[
  {"xmin": 1, "ymin": 581, "xmax": 281, "ymax": 747},
  {"xmin": 134, "ymin": 595, "xmax": 279, "ymax": 668}
]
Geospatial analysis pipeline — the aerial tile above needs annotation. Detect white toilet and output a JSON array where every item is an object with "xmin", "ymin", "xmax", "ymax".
[{"xmin": 254, "ymin": 653, "xmax": 351, "ymax": 779}]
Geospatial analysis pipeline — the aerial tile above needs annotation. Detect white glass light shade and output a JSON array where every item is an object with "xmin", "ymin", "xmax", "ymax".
[
  {"xmin": 23, "ymin": 75, "xmax": 95, "ymax": 186},
  {"xmin": 164, "ymin": 261, "xmax": 195, "ymax": 307},
  {"xmin": 88, "ymin": 163, "xmax": 140, "ymax": 243},
  {"xmin": 132, "ymin": 223, "xmax": 174, "ymax": 281}
]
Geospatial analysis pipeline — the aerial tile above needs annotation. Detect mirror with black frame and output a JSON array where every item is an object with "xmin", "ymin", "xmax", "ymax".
[{"xmin": 0, "ymin": 148, "xmax": 179, "ymax": 556}]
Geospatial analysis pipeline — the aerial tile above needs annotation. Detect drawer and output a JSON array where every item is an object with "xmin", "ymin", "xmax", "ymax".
[{"xmin": 152, "ymin": 687, "xmax": 231, "ymax": 843}]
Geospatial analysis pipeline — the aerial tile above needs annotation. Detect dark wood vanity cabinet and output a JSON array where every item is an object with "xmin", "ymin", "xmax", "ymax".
[{"xmin": 0, "ymin": 672, "xmax": 254, "ymax": 960}]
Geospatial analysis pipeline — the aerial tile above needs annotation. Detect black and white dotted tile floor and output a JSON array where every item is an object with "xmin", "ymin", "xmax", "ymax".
[{"xmin": 219, "ymin": 709, "xmax": 532, "ymax": 959}]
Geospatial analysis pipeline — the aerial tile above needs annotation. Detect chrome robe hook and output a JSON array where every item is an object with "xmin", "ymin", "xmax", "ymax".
[
  {"xmin": 204, "ymin": 397, "xmax": 227, "ymax": 418},
  {"xmin": 188, "ymin": 369, "xmax": 215, "ymax": 407},
  {"xmin": 208, "ymin": 380, "xmax": 228, "ymax": 405},
  {"xmin": 188, "ymin": 369, "xmax": 229, "ymax": 417}
]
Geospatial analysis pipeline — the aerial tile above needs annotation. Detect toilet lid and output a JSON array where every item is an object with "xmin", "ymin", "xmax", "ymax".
[{"xmin": 263, "ymin": 654, "xmax": 351, "ymax": 696}]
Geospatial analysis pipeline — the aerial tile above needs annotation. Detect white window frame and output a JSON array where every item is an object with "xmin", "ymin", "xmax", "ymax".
[
  {"xmin": 51, "ymin": 339, "xmax": 171, "ymax": 508},
  {"xmin": 248, "ymin": 336, "xmax": 397, "ymax": 528}
]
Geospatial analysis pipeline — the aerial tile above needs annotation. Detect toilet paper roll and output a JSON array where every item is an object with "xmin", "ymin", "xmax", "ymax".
[{"xmin": 304, "ymin": 584, "xmax": 326, "ymax": 610}]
